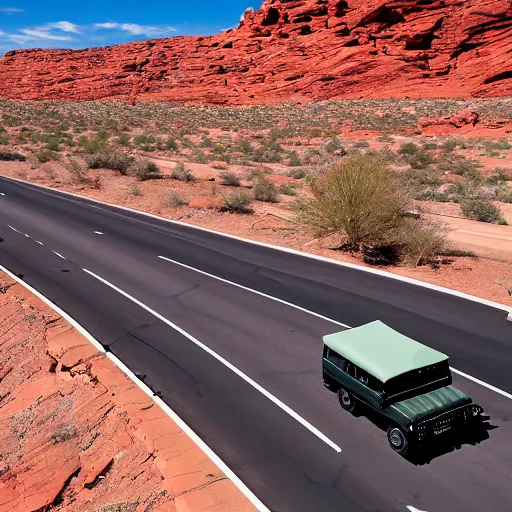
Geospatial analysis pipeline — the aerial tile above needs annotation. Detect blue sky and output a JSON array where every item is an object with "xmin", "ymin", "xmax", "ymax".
[{"xmin": 0, "ymin": 1, "xmax": 257, "ymax": 54}]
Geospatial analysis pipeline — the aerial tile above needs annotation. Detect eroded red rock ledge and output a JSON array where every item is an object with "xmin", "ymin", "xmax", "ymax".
[
  {"xmin": 1, "ymin": 0, "xmax": 512, "ymax": 105},
  {"xmin": 0, "ymin": 272, "xmax": 254, "ymax": 512}
]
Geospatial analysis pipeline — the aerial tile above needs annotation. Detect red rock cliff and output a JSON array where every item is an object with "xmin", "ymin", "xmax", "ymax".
[{"xmin": 1, "ymin": 0, "xmax": 512, "ymax": 105}]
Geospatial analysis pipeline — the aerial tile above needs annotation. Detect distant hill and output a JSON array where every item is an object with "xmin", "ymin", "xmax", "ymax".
[{"xmin": 1, "ymin": 0, "xmax": 511, "ymax": 105}]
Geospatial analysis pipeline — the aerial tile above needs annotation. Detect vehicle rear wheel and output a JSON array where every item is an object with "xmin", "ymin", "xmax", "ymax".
[
  {"xmin": 387, "ymin": 425, "xmax": 409, "ymax": 456},
  {"xmin": 338, "ymin": 388, "xmax": 357, "ymax": 413}
]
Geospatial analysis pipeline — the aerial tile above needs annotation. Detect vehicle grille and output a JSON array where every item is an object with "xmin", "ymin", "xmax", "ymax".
[{"xmin": 416, "ymin": 404, "xmax": 482, "ymax": 441}]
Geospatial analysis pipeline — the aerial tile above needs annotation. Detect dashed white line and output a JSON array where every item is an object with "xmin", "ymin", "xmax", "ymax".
[
  {"xmin": 94, "ymin": 231, "xmax": 104, "ymax": 235},
  {"xmin": 0, "ymin": 192, "xmax": 5, "ymax": 196},
  {"xmin": 7, "ymin": 225, "xmax": 21, "ymax": 233},
  {"xmin": 24, "ymin": 234, "xmax": 31, "ymax": 238},
  {"xmin": 35, "ymin": 241, "xmax": 44, "ymax": 245},
  {"xmin": 51, "ymin": 250, "xmax": 66, "ymax": 260},
  {"xmin": 159, "ymin": 255, "xmax": 512, "ymax": 402},
  {"xmin": 83, "ymin": 267, "xmax": 342, "ymax": 453}
]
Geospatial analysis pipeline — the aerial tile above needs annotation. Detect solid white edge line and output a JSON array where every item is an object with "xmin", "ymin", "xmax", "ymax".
[
  {"xmin": 51, "ymin": 250, "xmax": 66, "ymax": 260},
  {"xmin": 0, "ymin": 264, "xmax": 269, "ymax": 512},
  {"xmin": 3, "ymin": 176, "xmax": 511, "ymax": 315},
  {"xmin": 108, "ymin": 354, "xmax": 270, "ymax": 512},
  {"xmin": 82, "ymin": 267, "xmax": 342, "ymax": 453},
  {"xmin": 158, "ymin": 255, "xmax": 351, "ymax": 329},
  {"xmin": 7, "ymin": 225, "xmax": 21, "ymax": 234},
  {"xmin": 159, "ymin": 255, "xmax": 512, "ymax": 402}
]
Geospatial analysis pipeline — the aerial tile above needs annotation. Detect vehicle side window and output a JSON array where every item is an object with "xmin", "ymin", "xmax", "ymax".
[
  {"xmin": 357, "ymin": 369, "xmax": 382, "ymax": 392},
  {"xmin": 345, "ymin": 362, "xmax": 357, "ymax": 378},
  {"xmin": 326, "ymin": 348, "xmax": 346, "ymax": 370}
]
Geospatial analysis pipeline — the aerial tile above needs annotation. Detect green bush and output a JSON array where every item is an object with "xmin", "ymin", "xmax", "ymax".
[
  {"xmin": 497, "ymin": 185, "xmax": 512, "ymax": 204},
  {"xmin": 130, "ymin": 184, "xmax": 142, "ymax": 196},
  {"xmin": 323, "ymin": 137, "xmax": 346, "ymax": 155},
  {"xmin": 165, "ymin": 137, "xmax": 179, "ymax": 151},
  {"xmin": 398, "ymin": 142, "xmax": 419, "ymax": 155},
  {"xmin": 44, "ymin": 137, "xmax": 61, "ymax": 152},
  {"xmin": 253, "ymin": 176, "xmax": 279, "ymax": 203},
  {"xmin": 129, "ymin": 158, "xmax": 161, "ymax": 181},
  {"xmin": 279, "ymin": 183, "xmax": 297, "ymax": 196},
  {"xmin": 460, "ymin": 199, "xmax": 505, "ymax": 224},
  {"xmin": 191, "ymin": 149, "xmax": 209, "ymax": 164},
  {"xmin": 287, "ymin": 168, "xmax": 308, "ymax": 179},
  {"xmin": 221, "ymin": 191, "xmax": 253, "ymax": 213},
  {"xmin": 86, "ymin": 151, "xmax": 133, "ymax": 174},
  {"xmin": 415, "ymin": 189, "xmax": 451, "ymax": 202},
  {"xmin": 487, "ymin": 168, "xmax": 512, "ymax": 184},
  {"xmin": 171, "ymin": 162, "xmax": 196, "ymax": 182},
  {"xmin": 219, "ymin": 172, "xmax": 241, "ymax": 186},
  {"xmin": 0, "ymin": 132, "xmax": 10, "ymax": 145},
  {"xmin": 116, "ymin": 133, "xmax": 131, "ymax": 146},
  {"xmin": 0, "ymin": 151, "xmax": 26, "ymax": 161},
  {"xmin": 288, "ymin": 151, "xmax": 302, "ymax": 166},
  {"xmin": 405, "ymin": 150, "xmax": 435, "ymax": 169}
]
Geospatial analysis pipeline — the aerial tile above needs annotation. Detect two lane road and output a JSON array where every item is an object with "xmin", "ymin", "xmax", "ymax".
[{"xmin": 1, "ymin": 176, "xmax": 511, "ymax": 512}]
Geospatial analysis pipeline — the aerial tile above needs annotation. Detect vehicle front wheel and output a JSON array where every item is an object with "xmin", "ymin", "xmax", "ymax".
[
  {"xmin": 338, "ymin": 388, "xmax": 357, "ymax": 413},
  {"xmin": 387, "ymin": 425, "xmax": 410, "ymax": 456}
]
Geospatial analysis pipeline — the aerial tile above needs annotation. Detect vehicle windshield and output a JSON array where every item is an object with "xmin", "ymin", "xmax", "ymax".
[{"xmin": 383, "ymin": 361, "xmax": 451, "ymax": 403}]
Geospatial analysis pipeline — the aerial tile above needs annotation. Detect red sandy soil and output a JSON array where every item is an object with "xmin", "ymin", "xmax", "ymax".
[
  {"xmin": 1, "ymin": 0, "xmax": 512, "ymax": 105},
  {"xmin": 0, "ymin": 273, "xmax": 254, "ymax": 512}
]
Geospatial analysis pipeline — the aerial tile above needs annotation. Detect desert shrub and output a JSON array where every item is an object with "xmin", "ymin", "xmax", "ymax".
[
  {"xmin": 253, "ymin": 176, "xmax": 279, "ymax": 203},
  {"xmin": 221, "ymin": 191, "xmax": 253, "ymax": 213},
  {"xmin": 191, "ymin": 149, "xmax": 209, "ymax": 164},
  {"xmin": 129, "ymin": 158, "xmax": 161, "ymax": 181},
  {"xmin": 167, "ymin": 191, "xmax": 187, "ymax": 207},
  {"xmin": 35, "ymin": 150, "xmax": 59, "ymax": 163},
  {"xmin": 115, "ymin": 133, "xmax": 131, "ymax": 146},
  {"xmin": 200, "ymin": 135, "xmax": 214, "ymax": 148},
  {"xmin": 487, "ymin": 168, "xmax": 512, "ymax": 184},
  {"xmin": 443, "ymin": 138, "xmax": 466, "ymax": 152},
  {"xmin": 404, "ymin": 150, "xmax": 435, "ymax": 169},
  {"xmin": 165, "ymin": 137, "xmax": 179, "ymax": 151},
  {"xmin": 497, "ymin": 185, "xmax": 512, "ymax": 204},
  {"xmin": 236, "ymin": 139, "xmax": 253, "ymax": 154},
  {"xmin": 279, "ymin": 183, "xmax": 297, "ymax": 196},
  {"xmin": 86, "ymin": 151, "xmax": 133, "ymax": 174},
  {"xmin": 44, "ymin": 136, "xmax": 61, "ymax": 152},
  {"xmin": 0, "ymin": 151, "xmax": 25, "ymax": 161},
  {"xmin": 66, "ymin": 158, "xmax": 92, "ymax": 185},
  {"xmin": 423, "ymin": 142, "xmax": 439, "ymax": 150},
  {"xmin": 460, "ymin": 199, "xmax": 505, "ymax": 223},
  {"xmin": 171, "ymin": 162, "xmax": 196, "ymax": 182},
  {"xmin": 78, "ymin": 134, "xmax": 108, "ymax": 153},
  {"xmin": 323, "ymin": 137, "xmax": 346, "ymax": 155},
  {"xmin": 352, "ymin": 140, "xmax": 370, "ymax": 149},
  {"xmin": 288, "ymin": 150, "xmax": 302, "ymax": 166},
  {"xmin": 130, "ymin": 184, "xmax": 142, "ymax": 196},
  {"xmin": 219, "ymin": 172, "xmax": 241, "ymax": 186},
  {"xmin": 0, "ymin": 132, "xmax": 9, "ymax": 145},
  {"xmin": 287, "ymin": 168, "xmax": 308, "ymax": 179},
  {"xmin": 398, "ymin": 142, "xmax": 419, "ymax": 155}
]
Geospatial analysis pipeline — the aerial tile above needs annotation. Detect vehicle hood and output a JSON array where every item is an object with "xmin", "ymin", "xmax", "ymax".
[{"xmin": 387, "ymin": 386, "xmax": 471, "ymax": 422}]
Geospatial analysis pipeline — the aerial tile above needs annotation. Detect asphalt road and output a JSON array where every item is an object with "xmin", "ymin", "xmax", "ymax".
[{"xmin": 1, "ymin": 176, "xmax": 511, "ymax": 512}]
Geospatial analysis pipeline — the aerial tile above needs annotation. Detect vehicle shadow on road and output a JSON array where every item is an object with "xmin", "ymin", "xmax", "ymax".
[{"xmin": 357, "ymin": 406, "xmax": 498, "ymax": 465}]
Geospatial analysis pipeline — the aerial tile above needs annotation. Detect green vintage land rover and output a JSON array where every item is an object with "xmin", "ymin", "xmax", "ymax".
[{"xmin": 322, "ymin": 320, "xmax": 483, "ymax": 455}]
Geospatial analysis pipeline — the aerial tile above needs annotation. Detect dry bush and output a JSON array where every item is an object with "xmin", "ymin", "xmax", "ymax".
[
  {"xmin": 66, "ymin": 157, "xmax": 100, "ymax": 188},
  {"xmin": 219, "ymin": 172, "xmax": 241, "ymax": 186},
  {"xmin": 220, "ymin": 191, "xmax": 253, "ymax": 213},
  {"xmin": 460, "ymin": 199, "xmax": 506, "ymax": 224},
  {"xmin": 253, "ymin": 176, "xmax": 279, "ymax": 203},
  {"xmin": 128, "ymin": 158, "xmax": 161, "ymax": 181},
  {"xmin": 167, "ymin": 191, "xmax": 187, "ymax": 207},
  {"xmin": 171, "ymin": 162, "xmax": 196, "ymax": 182},
  {"xmin": 86, "ymin": 150, "xmax": 133, "ymax": 174},
  {"xmin": 297, "ymin": 154, "xmax": 447, "ymax": 265},
  {"xmin": 0, "ymin": 151, "xmax": 26, "ymax": 161}
]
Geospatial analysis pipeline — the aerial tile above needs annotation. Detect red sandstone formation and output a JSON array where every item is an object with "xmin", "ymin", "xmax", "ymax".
[{"xmin": 1, "ymin": 0, "xmax": 512, "ymax": 105}]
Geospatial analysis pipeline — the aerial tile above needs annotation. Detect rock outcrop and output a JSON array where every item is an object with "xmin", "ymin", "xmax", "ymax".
[{"xmin": 1, "ymin": 0, "xmax": 512, "ymax": 104}]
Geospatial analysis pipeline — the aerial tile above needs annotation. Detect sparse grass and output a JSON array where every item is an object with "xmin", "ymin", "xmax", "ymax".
[
  {"xmin": 130, "ymin": 184, "xmax": 142, "ymax": 196},
  {"xmin": 115, "ymin": 132, "xmax": 131, "ymax": 146},
  {"xmin": 398, "ymin": 142, "xmax": 419, "ymax": 155},
  {"xmin": 86, "ymin": 150, "xmax": 133, "ymax": 174},
  {"xmin": 0, "ymin": 150, "xmax": 26, "ymax": 161},
  {"xmin": 415, "ymin": 189, "xmax": 452, "ymax": 202},
  {"xmin": 171, "ymin": 162, "xmax": 196, "ymax": 182},
  {"xmin": 497, "ymin": 185, "xmax": 512, "ymax": 204},
  {"xmin": 219, "ymin": 172, "xmax": 240, "ymax": 186},
  {"xmin": 288, "ymin": 150, "xmax": 302, "ymax": 166},
  {"xmin": 190, "ymin": 148, "xmax": 209, "ymax": 164},
  {"xmin": 221, "ymin": 191, "xmax": 253, "ymax": 213},
  {"xmin": 253, "ymin": 176, "xmax": 279, "ymax": 203},
  {"xmin": 0, "ymin": 132, "xmax": 9, "ymax": 144},
  {"xmin": 287, "ymin": 168, "xmax": 308, "ymax": 179},
  {"xmin": 279, "ymin": 183, "xmax": 297, "ymax": 196},
  {"xmin": 487, "ymin": 168, "xmax": 512, "ymax": 184}
]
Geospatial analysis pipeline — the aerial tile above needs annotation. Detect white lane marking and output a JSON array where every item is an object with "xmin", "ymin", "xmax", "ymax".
[
  {"xmin": 7, "ymin": 225, "xmax": 21, "ymax": 233},
  {"xmin": 159, "ymin": 255, "xmax": 512, "ymax": 402},
  {"xmin": 158, "ymin": 255, "xmax": 351, "ymax": 329},
  {"xmin": 451, "ymin": 368, "xmax": 512, "ymax": 401},
  {"xmin": 94, "ymin": 231, "xmax": 104, "ymax": 235},
  {"xmin": 0, "ymin": 192, "xmax": 5, "ymax": 196},
  {"xmin": 0, "ymin": 264, "xmax": 269, "ymax": 512},
  {"xmin": 51, "ymin": 250, "xmax": 66, "ymax": 260},
  {"xmin": 5, "ymin": 176, "xmax": 511, "ymax": 315},
  {"xmin": 35, "ymin": 241, "xmax": 44, "ymax": 245},
  {"xmin": 24, "ymin": 233, "xmax": 31, "ymax": 238},
  {"xmin": 407, "ymin": 507, "xmax": 428, "ymax": 512},
  {"xmin": 83, "ymin": 267, "xmax": 342, "ymax": 453}
]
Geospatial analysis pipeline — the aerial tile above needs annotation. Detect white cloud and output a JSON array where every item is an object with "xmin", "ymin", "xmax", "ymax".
[
  {"xmin": 94, "ymin": 22, "xmax": 175, "ymax": 38},
  {"xmin": 43, "ymin": 21, "xmax": 81, "ymax": 34},
  {"xmin": 20, "ymin": 29, "xmax": 73, "ymax": 41},
  {"xmin": 0, "ymin": 7, "xmax": 23, "ymax": 14}
]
